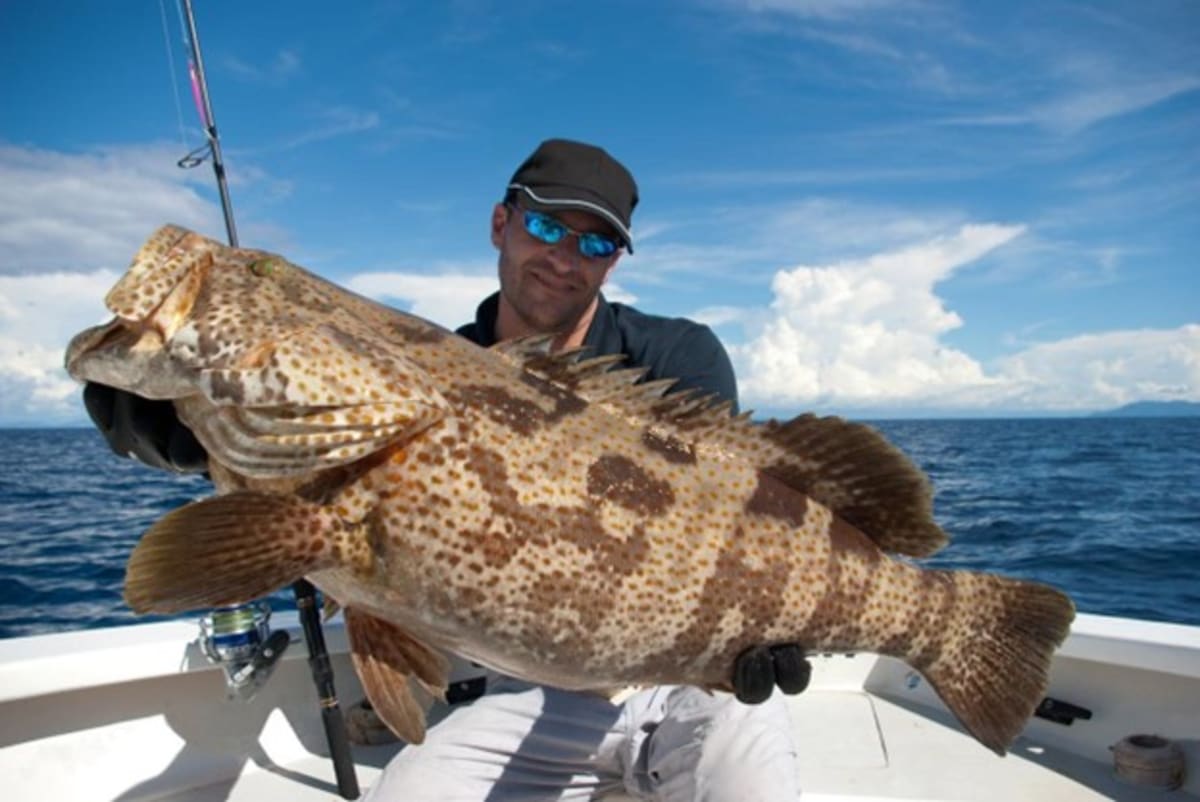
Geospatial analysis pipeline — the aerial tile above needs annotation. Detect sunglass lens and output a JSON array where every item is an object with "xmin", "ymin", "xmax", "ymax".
[
  {"xmin": 579, "ymin": 234, "xmax": 618, "ymax": 259},
  {"xmin": 521, "ymin": 209, "xmax": 619, "ymax": 258},
  {"xmin": 523, "ymin": 211, "xmax": 566, "ymax": 245}
]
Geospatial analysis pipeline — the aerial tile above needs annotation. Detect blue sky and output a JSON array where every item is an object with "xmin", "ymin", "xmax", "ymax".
[{"xmin": 1, "ymin": 0, "xmax": 1196, "ymax": 425}]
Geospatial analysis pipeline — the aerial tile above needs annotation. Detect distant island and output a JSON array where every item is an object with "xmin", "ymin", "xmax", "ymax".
[{"xmin": 1092, "ymin": 400, "xmax": 1200, "ymax": 418}]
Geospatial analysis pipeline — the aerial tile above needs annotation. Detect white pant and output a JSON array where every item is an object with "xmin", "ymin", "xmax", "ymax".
[{"xmin": 363, "ymin": 677, "xmax": 799, "ymax": 801}]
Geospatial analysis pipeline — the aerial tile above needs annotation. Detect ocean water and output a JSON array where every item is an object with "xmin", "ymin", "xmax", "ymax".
[{"xmin": 1, "ymin": 418, "xmax": 1197, "ymax": 639}]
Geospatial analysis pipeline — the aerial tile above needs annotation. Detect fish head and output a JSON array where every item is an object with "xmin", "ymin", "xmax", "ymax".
[
  {"xmin": 65, "ymin": 225, "xmax": 219, "ymax": 398},
  {"xmin": 66, "ymin": 225, "xmax": 451, "ymax": 481}
]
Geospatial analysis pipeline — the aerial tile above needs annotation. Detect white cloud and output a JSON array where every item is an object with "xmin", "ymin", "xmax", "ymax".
[
  {"xmin": 734, "ymin": 224, "xmax": 1021, "ymax": 406},
  {"xmin": 279, "ymin": 106, "xmax": 381, "ymax": 150},
  {"xmin": 0, "ymin": 143, "xmax": 224, "ymax": 274},
  {"xmin": 601, "ymin": 280, "xmax": 637, "ymax": 306},
  {"xmin": 0, "ymin": 142, "xmax": 227, "ymax": 424},
  {"xmin": 222, "ymin": 49, "xmax": 302, "ymax": 85},
  {"xmin": 736, "ymin": 0, "xmax": 923, "ymax": 20},
  {"xmin": 0, "ymin": 271, "xmax": 118, "ymax": 425},
  {"xmin": 693, "ymin": 305, "xmax": 750, "ymax": 328},
  {"xmin": 344, "ymin": 273, "xmax": 636, "ymax": 331},
  {"xmin": 730, "ymin": 224, "xmax": 1200, "ymax": 414},
  {"xmin": 346, "ymin": 272, "xmax": 498, "ymax": 330},
  {"xmin": 993, "ymin": 326, "xmax": 1200, "ymax": 411},
  {"xmin": 1029, "ymin": 76, "xmax": 1200, "ymax": 135}
]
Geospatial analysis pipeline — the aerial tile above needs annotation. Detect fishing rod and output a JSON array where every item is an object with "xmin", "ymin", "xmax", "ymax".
[
  {"xmin": 175, "ymin": 2, "xmax": 359, "ymax": 797},
  {"xmin": 178, "ymin": 0, "xmax": 237, "ymax": 247}
]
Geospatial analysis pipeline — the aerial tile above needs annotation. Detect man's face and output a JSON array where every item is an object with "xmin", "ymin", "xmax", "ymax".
[{"xmin": 491, "ymin": 202, "xmax": 621, "ymax": 336}]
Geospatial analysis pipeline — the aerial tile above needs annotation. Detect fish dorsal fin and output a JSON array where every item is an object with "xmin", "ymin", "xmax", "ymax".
[
  {"xmin": 753, "ymin": 414, "xmax": 947, "ymax": 557},
  {"xmin": 492, "ymin": 337, "xmax": 655, "ymax": 404},
  {"xmin": 498, "ymin": 338, "xmax": 946, "ymax": 557},
  {"xmin": 639, "ymin": 395, "xmax": 946, "ymax": 557},
  {"xmin": 344, "ymin": 608, "xmax": 449, "ymax": 744},
  {"xmin": 618, "ymin": 383, "xmax": 946, "ymax": 557},
  {"xmin": 489, "ymin": 333, "xmax": 557, "ymax": 363}
]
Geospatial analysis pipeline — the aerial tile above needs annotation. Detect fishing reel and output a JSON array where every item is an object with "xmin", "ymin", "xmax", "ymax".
[{"xmin": 198, "ymin": 601, "xmax": 291, "ymax": 702}]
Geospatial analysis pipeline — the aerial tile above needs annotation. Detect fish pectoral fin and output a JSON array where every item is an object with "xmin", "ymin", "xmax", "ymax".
[
  {"xmin": 344, "ymin": 608, "xmax": 450, "ymax": 745},
  {"xmin": 179, "ymin": 399, "xmax": 443, "ymax": 478},
  {"xmin": 181, "ymin": 324, "xmax": 449, "ymax": 478},
  {"xmin": 124, "ymin": 492, "xmax": 360, "ymax": 615}
]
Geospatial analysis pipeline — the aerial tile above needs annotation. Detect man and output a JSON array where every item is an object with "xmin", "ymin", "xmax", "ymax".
[{"xmin": 84, "ymin": 138, "xmax": 809, "ymax": 800}]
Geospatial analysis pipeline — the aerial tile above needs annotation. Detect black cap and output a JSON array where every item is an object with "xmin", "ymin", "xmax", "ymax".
[{"xmin": 507, "ymin": 138, "xmax": 639, "ymax": 253}]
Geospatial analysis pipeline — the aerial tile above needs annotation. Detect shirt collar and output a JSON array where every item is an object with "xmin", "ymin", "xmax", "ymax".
[{"xmin": 471, "ymin": 291, "xmax": 614, "ymax": 348}]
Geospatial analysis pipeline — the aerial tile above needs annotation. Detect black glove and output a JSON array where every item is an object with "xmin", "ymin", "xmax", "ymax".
[
  {"xmin": 83, "ymin": 382, "xmax": 208, "ymax": 473},
  {"xmin": 732, "ymin": 643, "xmax": 812, "ymax": 705}
]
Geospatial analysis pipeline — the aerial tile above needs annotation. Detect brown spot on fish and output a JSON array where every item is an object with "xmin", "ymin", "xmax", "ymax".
[
  {"xmin": 450, "ymin": 385, "xmax": 543, "ymax": 437},
  {"xmin": 519, "ymin": 372, "xmax": 588, "ymax": 421},
  {"xmin": 907, "ymin": 570, "xmax": 956, "ymax": 668},
  {"xmin": 745, "ymin": 472, "xmax": 809, "ymax": 528},
  {"xmin": 797, "ymin": 515, "xmax": 884, "ymax": 648},
  {"xmin": 587, "ymin": 455, "xmax": 675, "ymax": 516},
  {"xmin": 593, "ymin": 522, "xmax": 651, "ymax": 576},
  {"xmin": 207, "ymin": 372, "xmax": 247, "ymax": 405},
  {"xmin": 644, "ymin": 532, "xmax": 790, "ymax": 673},
  {"xmin": 828, "ymin": 514, "xmax": 884, "ymax": 563},
  {"xmin": 642, "ymin": 429, "xmax": 696, "ymax": 465},
  {"xmin": 81, "ymin": 225, "xmax": 1074, "ymax": 756},
  {"xmin": 390, "ymin": 319, "xmax": 447, "ymax": 345},
  {"xmin": 462, "ymin": 445, "xmax": 654, "ymax": 580}
]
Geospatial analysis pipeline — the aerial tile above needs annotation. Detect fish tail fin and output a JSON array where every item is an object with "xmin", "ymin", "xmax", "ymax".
[
  {"xmin": 124, "ymin": 492, "xmax": 359, "ymax": 614},
  {"xmin": 914, "ymin": 571, "xmax": 1075, "ymax": 755}
]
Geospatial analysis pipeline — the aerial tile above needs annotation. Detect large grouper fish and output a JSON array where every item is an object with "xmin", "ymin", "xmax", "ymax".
[{"xmin": 65, "ymin": 224, "xmax": 1074, "ymax": 754}]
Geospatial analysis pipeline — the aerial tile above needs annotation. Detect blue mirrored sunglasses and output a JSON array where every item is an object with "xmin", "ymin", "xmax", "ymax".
[{"xmin": 514, "ymin": 207, "xmax": 621, "ymax": 260}]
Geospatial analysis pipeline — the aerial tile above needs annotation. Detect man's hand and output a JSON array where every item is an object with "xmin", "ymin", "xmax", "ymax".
[
  {"xmin": 732, "ymin": 644, "xmax": 812, "ymax": 705},
  {"xmin": 83, "ymin": 383, "xmax": 208, "ymax": 473}
]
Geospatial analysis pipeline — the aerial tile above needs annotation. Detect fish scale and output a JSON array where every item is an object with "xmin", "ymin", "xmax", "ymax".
[{"xmin": 64, "ymin": 224, "xmax": 1075, "ymax": 752}]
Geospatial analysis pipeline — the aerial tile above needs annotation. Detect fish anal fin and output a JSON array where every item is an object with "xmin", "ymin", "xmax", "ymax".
[
  {"xmin": 344, "ymin": 608, "xmax": 450, "ymax": 744},
  {"xmin": 124, "ymin": 492, "xmax": 358, "ymax": 615}
]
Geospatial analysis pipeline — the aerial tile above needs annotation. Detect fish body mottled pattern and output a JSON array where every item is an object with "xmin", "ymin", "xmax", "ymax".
[{"xmin": 65, "ymin": 225, "xmax": 1075, "ymax": 752}]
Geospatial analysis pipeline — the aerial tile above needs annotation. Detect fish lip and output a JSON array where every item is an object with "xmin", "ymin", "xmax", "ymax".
[
  {"xmin": 64, "ymin": 318, "xmax": 126, "ymax": 375},
  {"xmin": 64, "ymin": 318, "xmax": 192, "ymax": 398}
]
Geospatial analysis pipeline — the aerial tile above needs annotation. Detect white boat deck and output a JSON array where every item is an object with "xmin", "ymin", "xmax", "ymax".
[{"xmin": 2, "ymin": 612, "xmax": 1196, "ymax": 801}]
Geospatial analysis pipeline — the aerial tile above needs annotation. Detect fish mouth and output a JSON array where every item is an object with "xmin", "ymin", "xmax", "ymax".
[
  {"xmin": 64, "ymin": 317, "xmax": 194, "ymax": 399},
  {"xmin": 65, "ymin": 225, "xmax": 221, "ymax": 399},
  {"xmin": 64, "ymin": 319, "xmax": 134, "ymax": 374}
]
